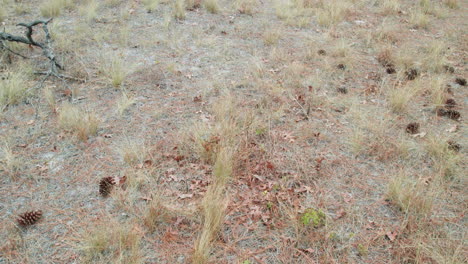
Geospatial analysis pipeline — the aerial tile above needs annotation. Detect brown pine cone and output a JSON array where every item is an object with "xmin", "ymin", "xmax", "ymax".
[
  {"xmin": 445, "ymin": 110, "xmax": 461, "ymax": 121},
  {"xmin": 99, "ymin": 177, "xmax": 115, "ymax": 197},
  {"xmin": 406, "ymin": 122, "xmax": 420, "ymax": 134},
  {"xmin": 448, "ymin": 141, "xmax": 461, "ymax": 152},
  {"xmin": 445, "ymin": 99, "xmax": 456, "ymax": 109},
  {"xmin": 17, "ymin": 210, "xmax": 43, "ymax": 227}
]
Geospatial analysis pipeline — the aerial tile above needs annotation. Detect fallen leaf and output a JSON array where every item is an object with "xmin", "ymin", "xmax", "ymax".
[
  {"xmin": 139, "ymin": 196, "xmax": 153, "ymax": 202},
  {"xmin": 27, "ymin": 120, "xmax": 35, "ymax": 125},
  {"xmin": 144, "ymin": 160, "xmax": 153, "ymax": 167},
  {"xmin": 365, "ymin": 221, "xmax": 377, "ymax": 230},
  {"xmin": 334, "ymin": 209, "xmax": 347, "ymax": 220},
  {"xmin": 385, "ymin": 231, "xmax": 398, "ymax": 241},
  {"xmin": 178, "ymin": 193, "xmax": 193, "ymax": 199},
  {"xmin": 173, "ymin": 155, "xmax": 184, "ymax": 162},
  {"xmin": 412, "ymin": 132, "xmax": 426, "ymax": 138},
  {"xmin": 193, "ymin": 95, "xmax": 202, "ymax": 102},
  {"xmin": 112, "ymin": 176, "xmax": 127, "ymax": 185},
  {"xmin": 446, "ymin": 125, "xmax": 458, "ymax": 133},
  {"xmin": 62, "ymin": 89, "xmax": 72, "ymax": 97}
]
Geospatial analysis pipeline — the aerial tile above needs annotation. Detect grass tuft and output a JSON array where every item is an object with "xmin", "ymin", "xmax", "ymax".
[
  {"xmin": 409, "ymin": 8, "xmax": 430, "ymax": 29},
  {"xmin": 0, "ymin": 140, "xmax": 23, "ymax": 179},
  {"xmin": 142, "ymin": 0, "xmax": 159, "ymax": 12},
  {"xmin": 386, "ymin": 171, "xmax": 433, "ymax": 221},
  {"xmin": 101, "ymin": 54, "xmax": 129, "ymax": 88},
  {"xmin": 79, "ymin": 221, "xmax": 142, "ymax": 263},
  {"xmin": 173, "ymin": 0, "xmax": 186, "ymax": 19},
  {"xmin": 58, "ymin": 103, "xmax": 100, "ymax": 141},
  {"xmin": 0, "ymin": 67, "xmax": 31, "ymax": 109},
  {"xmin": 203, "ymin": 0, "xmax": 219, "ymax": 14},
  {"xmin": 40, "ymin": 0, "xmax": 73, "ymax": 17}
]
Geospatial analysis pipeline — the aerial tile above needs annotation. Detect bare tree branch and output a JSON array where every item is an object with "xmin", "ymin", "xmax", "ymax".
[{"xmin": 0, "ymin": 18, "xmax": 63, "ymax": 73}]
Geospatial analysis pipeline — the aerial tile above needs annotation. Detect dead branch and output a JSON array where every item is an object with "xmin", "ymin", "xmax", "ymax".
[{"xmin": 0, "ymin": 18, "xmax": 63, "ymax": 75}]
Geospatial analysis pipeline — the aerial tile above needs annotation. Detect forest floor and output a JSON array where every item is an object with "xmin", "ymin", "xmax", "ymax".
[{"xmin": 0, "ymin": 0, "xmax": 466, "ymax": 263}]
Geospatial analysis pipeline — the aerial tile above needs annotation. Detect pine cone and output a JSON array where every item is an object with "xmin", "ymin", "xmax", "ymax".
[
  {"xmin": 445, "ymin": 110, "xmax": 461, "ymax": 120},
  {"xmin": 436, "ymin": 108, "xmax": 447, "ymax": 116},
  {"xmin": 445, "ymin": 99, "xmax": 456, "ymax": 109},
  {"xmin": 17, "ymin": 210, "xmax": 43, "ymax": 227},
  {"xmin": 455, "ymin": 78, "xmax": 466, "ymax": 86},
  {"xmin": 99, "ymin": 176, "xmax": 127, "ymax": 197},
  {"xmin": 406, "ymin": 122, "xmax": 420, "ymax": 134},
  {"xmin": 405, "ymin": 68, "xmax": 418, "ymax": 80},
  {"xmin": 99, "ymin": 177, "xmax": 115, "ymax": 197},
  {"xmin": 447, "ymin": 141, "xmax": 461, "ymax": 152}
]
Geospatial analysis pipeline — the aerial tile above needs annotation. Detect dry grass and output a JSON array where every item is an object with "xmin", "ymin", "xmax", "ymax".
[
  {"xmin": 427, "ymin": 75, "xmax": 447, "ymax": 107},
  {"xmin": 409, "ymin": 8, "xmax": 430, "ymax": 29},
  {"xmin": 1, "ymin": 1, "xmax": 466, "ymax": 263},
  {"xmin": 117, "ymin": 92, "xmax": 135, "ymax": 116},
  {"xmin": 40, "ymin": 0, "xmax": 73, "ymax": 17},
  {"xmin": 0, "ymin": 66, "xmax": 31, "ymax": 109},
  {"xmin": 421, "ymin": 40, "xmax": 448, "ymax": 73},
  {"xmin": 380, "ymin": 0, "xmax": 400, "ymax": 14},
  {"xmin": 203, "ymin": 0, "xmax": 219, "ymax": 14},
  {"xmin": 143, "ymin": 198, "xmax": 172, "ymax": 233},
  {"xmin": 79, "ymin": 221, "xmax": 142, "ymax": 264},
  {"xmin": 386, "ymin": 171, "xmax": 433, "ymax": 218},
  {"xmin": 117, "ymin": 138, "xmax": 147, "ymax": 165},
  {"xmin": 193, "ymin": 150, "xmax": 231, "ymax": 263},
  {"xmin": 173, "ymin": 0, "xmax": 186, "ymax": 20},
  {"xmin": 142, "ymin": 0, "xmax": 159, "ymax": 12},
  {"xmin": 316, "ymin": 1, "xmax": 351, "ymax": 27},
  {"xmin": 444, "ymin": 0, "xmax": 459, "ymax": 9},
  {"xmin": 0, "ymin": 6, "xmax": 6, "ymax": 22},
  {"xmin": 0, "ymin": 139, "xmax": 23, "ymax": 179},
  {"xmin": 387, "ymin": 79, "xmax": 421, "ymax": 113},
  {"xmin": 43, "ymin": 86, "xmax": 56, "ymax": 112},
  {"xmin": 263, "ymin": 28, "xmax": 281, "ymax": 46},
  {"xmin": 101, "ymin": 54, "xmax": 129, "ymax": 88},
  {"xmin": 79, "ymin": 0, "xmax": 99, "ymax": 22},
  {"xmin": 234, "ymin": 0, "xmax": 257, "ymax": 15},
  {"xmin": 58, "ymin": 103, "xmax": 100, "ymax": 141},
  {"xmin": 424, "ymin": 135, "xmax": 462, "ymax": 179}
]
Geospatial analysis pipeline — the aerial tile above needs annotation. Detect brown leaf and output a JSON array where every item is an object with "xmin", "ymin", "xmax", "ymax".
[
  {"xmin": 385, "ymin": 231, "xmax": 398, "ymax": 241},
  {"xmin": 446, "ymin": 125, "xmax": 458, "ymax": 133},
  {"xmin": 193, "ymin": 95, "xmax": 202, "ymax": 102},
  {"xmin": 139, "ymin": 196, "xmax": 153, "ymax": 202},
  {"xmin": 144, "ymin": 159, "xmax": 153, "ymax": 167},
  {"xmin": 365, "ymin": 221, "xmax": 377, "ymax": 230},
  {"xmin": 334, "ymin": 209, "xmax": 347, "ymax": 220},
  {"xmin": 173, "ymin": 155, "xmax": 184, "ymax": 162},
  {"xmin": 113, "ymin": 176, "xmax": 127, "ymax": 185},
  {"xmin": 178, "ymin": 193, "xmax": 193, "ymax": 199}
]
